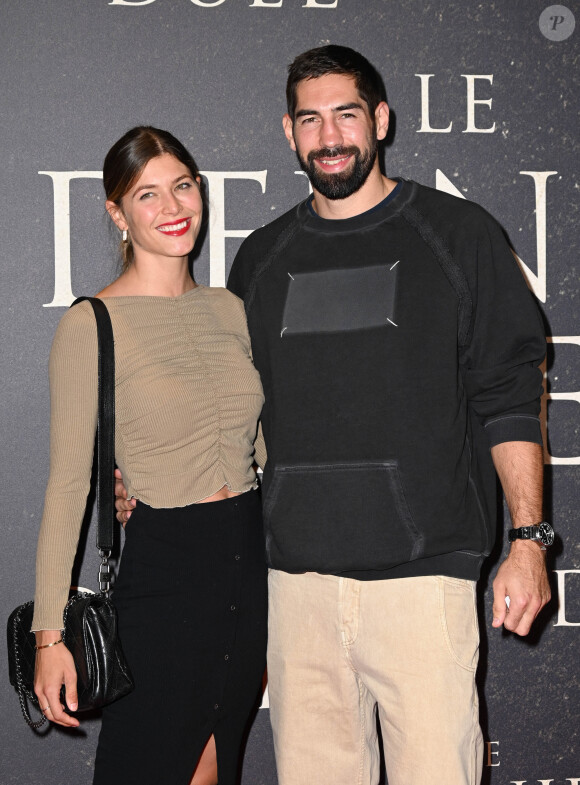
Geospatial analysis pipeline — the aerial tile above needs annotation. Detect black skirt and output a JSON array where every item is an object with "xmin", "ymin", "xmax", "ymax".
[{"xmin": 93, "ymin": 489, "xmax": 268, "ymax": 785}]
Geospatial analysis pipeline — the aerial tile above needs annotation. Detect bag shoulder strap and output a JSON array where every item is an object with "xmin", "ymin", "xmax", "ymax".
[{"xmin": 71, "ymin": 297, "xmax": 115, "ymax": 561}]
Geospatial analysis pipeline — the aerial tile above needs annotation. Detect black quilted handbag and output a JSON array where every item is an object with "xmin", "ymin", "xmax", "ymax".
[{"xmin": 7, "ymin": 298, "xmax": 134, "ymax": 729}]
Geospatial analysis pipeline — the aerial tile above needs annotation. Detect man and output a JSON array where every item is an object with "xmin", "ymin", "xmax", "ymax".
[{"xmin": 118, "ymin": 45, "xmax": 551, "ymax": 785}]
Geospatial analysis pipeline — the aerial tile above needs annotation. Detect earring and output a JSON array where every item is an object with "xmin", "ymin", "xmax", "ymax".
[{"xmin": 122, "ymin": 229, "xmax": 129, "ymax": 244}]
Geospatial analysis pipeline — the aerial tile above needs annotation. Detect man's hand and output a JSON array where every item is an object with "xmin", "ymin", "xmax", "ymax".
[
  {"xmin": 490, "ymin": 440, "xmax": 549, "ymax": 635},
  {"xmin": 114, "ymin": 468, "xmax": 135, "ymax": 525},
  {"xmin": 492, "ymin": 540, "xmax": 551, "ymax": 636}
]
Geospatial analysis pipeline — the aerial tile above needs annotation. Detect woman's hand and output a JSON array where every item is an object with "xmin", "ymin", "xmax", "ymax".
[{"xmin": 34, "ymin": 631, "xmax": 80, "ymax": 727}]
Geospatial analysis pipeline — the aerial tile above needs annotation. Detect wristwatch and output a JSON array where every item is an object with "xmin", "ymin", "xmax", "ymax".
[{"xmin": 508, "ymin": 522, "xmax": 554, "ymax": 549}]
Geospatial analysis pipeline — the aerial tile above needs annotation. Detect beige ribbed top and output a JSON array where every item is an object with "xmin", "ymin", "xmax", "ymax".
[{"xmin": 32, "ymin": 285, "xmax": 265, "ymax": 630}]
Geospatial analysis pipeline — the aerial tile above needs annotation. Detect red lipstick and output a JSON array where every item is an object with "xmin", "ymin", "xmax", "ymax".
[{"xmin": 156, "ymin": 218, "xmax": 192, "ymax": 237}]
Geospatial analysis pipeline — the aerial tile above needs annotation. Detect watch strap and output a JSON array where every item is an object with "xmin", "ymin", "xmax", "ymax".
[{"xmin": 508, "ymin": 522, "xmax": 553, "ymax": 548}]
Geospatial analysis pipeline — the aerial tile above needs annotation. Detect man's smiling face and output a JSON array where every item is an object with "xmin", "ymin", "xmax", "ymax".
[{"xmin": 283, "ymin": 73, "xmax": 385, "ymax": 201}]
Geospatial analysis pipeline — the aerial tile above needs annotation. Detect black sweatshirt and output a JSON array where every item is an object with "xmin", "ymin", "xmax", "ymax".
[{"xmin": 228, "ymin": 179, "xmax": 546, "ymax": 581}]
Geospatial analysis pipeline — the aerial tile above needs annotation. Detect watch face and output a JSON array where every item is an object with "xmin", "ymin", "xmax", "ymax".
[{"xmin": 539, "ymin": 522, "xmax": 555, "ymax": 547}]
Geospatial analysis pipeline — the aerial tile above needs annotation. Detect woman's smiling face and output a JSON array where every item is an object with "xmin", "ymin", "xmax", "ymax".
[{"xmin": 107, "ymin": 152, "xmax": 203, "ymax": 264}]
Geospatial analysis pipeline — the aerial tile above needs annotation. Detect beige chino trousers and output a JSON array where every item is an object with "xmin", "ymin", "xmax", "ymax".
[{"xmin": 267, "ymin": 570, "xmax": 484, "ymax": 785}]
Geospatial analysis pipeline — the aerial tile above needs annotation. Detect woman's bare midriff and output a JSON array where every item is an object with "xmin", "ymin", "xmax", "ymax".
[{"xmin": 197, "ymin": 485, "xmax": 242, "ymax": 504}]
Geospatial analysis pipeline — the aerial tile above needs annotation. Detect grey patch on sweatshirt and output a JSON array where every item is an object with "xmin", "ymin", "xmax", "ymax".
[{"xmin": 280, "ymin": 263, "xmax": 399, "ymax": 335}]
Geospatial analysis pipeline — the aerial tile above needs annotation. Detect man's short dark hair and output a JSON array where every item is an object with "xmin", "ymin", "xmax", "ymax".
[{"xmin": 286, "ymin": 45, "xmax": 385, "ymax": 120}]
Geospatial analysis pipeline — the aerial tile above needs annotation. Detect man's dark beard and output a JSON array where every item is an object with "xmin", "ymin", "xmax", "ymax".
[{"xmin": 296, "ymin": 139, "xmax": 378, "ymax": 200}]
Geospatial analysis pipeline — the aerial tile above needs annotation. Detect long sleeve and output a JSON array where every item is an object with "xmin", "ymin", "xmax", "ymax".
[
  {"xmin": 32, "ymin": 302, "xmax": 98, "ymax": 630},
  {"xmin": 458, "ymin": 215, "xmax": 546, "ymax": 447}
]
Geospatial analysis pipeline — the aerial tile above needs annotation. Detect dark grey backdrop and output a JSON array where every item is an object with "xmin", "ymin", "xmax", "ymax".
[{"xmin": 1, "ymin": 1, "xmax": 578, "ymax": 783}]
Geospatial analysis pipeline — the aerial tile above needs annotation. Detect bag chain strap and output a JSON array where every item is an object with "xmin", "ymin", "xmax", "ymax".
[
  {"xmin": 11, "ymin": 609, "xmax": 47, "ymax": 730},
  {"xmin": 99, "ymin": 549, "xmax": 112, "ymax": 596}
]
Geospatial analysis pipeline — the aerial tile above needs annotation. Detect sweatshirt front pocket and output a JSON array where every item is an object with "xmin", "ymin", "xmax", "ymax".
[{"xmin": 262, "ymin": 461, "xmax": 424, "ymax": 573}]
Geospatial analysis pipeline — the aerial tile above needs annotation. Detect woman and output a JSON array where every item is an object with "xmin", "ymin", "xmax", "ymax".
[{"xmin": 32, "ymin": 127, "xmax": 267, "ymax": 785}]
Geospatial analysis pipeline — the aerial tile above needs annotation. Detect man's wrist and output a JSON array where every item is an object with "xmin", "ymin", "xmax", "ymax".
[{"xmin": 508, "ymin": 522, "xmax": 554, "ymax": 550}]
